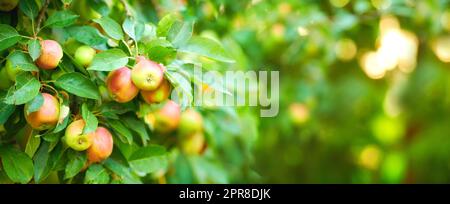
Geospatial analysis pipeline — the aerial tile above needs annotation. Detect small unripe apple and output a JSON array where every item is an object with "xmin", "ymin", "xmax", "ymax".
[
  {"xmin": 87, "ymin": 127, "xmax": 113, "ymax": 163},
  {"xmin": 36, "ymin": 40, "xmax": 63, "ymax": 70},
  {"xmin": 154, "ymin": 100, "xmax": 181, "ymax": 133},
  {"xmin": 74, "ymin": 45, "xmax": 96, "ymax": 67},
  {"xmin": 0, "ymin": 67, "xmax": 13, "ymax": 90},
  {"xmin": 178, "ymin": 109, "xmax": 203, "ymax": 136},
  {"xmin": 131, "ymin": 57, "xmax": 164, "ymax": 91},
  {"xmin": 106, "ymin": 67, "xmax": 139, "ymax": 103},
  {"xmin": 64, "ymin": 119, "xmax": 93, "ymax": 151},
  {"xmin": 0, "ymin": 0, "xmax": 19, "ymax": 11},
  {"xmin": 24, "ymin": 93, "xmax": 60, "ymax": 130},
  {"xmin": 180, "ymin": 132, "xmax": 206, "ymax": 155},
  {"xmin": 140, "ymin": 78, "xmax": 171, "ymax": 104},
  {"xmin": 5, "ymin": 57, "xmax": 22, "ymax": 81}
]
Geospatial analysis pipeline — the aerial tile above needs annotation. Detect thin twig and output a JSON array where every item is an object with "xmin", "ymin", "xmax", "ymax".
[
  {"xmin": 35, "ymin": 0, "xmax": 51, "ymax": 36},
  {"xmin": 120, "ymin": 0, "xmax": 133, "ymax": 16}
]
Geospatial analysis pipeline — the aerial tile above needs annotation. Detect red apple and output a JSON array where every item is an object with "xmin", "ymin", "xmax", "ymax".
[
  {"xmin": 106, "ymin": 67, "xmax": 139, "ymax": 103},
  {"xmin": 140, "ymin": 78, "xmax": 171, "ymax": 104},
  {"xmin": 24, "ymin": 93, "xmax": 60, "ymax": 130},
  {"xmin": 36, "ymin": 40, "xmax": 63, "ymax": 70},
  {"xmin": 154, "ymin": 100, "xmax": 181, "ymax": 133},
  {"xmin": 87, "ymin": 127, "xmax": 113, "ymax": 163}
]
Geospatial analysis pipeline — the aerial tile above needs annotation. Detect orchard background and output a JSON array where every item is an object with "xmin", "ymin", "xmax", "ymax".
[{"xmin": 0, "ymin": 0, "xmax": 450, "ymax": 184}]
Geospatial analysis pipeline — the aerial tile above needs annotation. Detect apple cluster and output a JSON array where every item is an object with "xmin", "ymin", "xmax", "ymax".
[{"xmin": 0, "ymin": 39, "xmax": 115, "ymax": 166}]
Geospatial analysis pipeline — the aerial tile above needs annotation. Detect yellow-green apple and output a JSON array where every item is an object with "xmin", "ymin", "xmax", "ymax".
[
  {"xmin": 64, "ymin": 119, "xmax": 93, "ymax": 151},
  {"xmin": 178, "ymin": 109, "xmax": 203, "ymax": 136},
  {"xmin": 180, "ymin": 132, "xmax": 206, "ymax": 155},
  {"xmin": 0, "ymin": 67, "xmax": 13, "ymax": 89},
  {"xmin": 131, "ymin": 57, "xmax": 164, "ymax": 91},
  {"xmin": 74, "ymin": 45, "xmax": 96, "ymax": 67}
]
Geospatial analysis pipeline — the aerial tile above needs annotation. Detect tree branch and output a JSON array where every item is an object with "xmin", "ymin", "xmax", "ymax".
[
  {"xmin": 120, "ymin": 0, "xmax": 133, "ymax": 16},
  {"xmin": 35, "ymin": 0, "xmax": 50, "ymax": 36}
]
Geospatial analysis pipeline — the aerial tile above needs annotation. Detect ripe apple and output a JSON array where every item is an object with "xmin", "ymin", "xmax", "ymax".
[
  {"xmin": 106, "ymin": 67, "xmax": 139, "ymax": 103},
  {"xmin": 36, "ymin": 40, "xmax": 63, "ymax": 70},
  {"xmin": 64, "ymin": 119, "xmax": 93, "ymax": 151},
  {"xmin": 131, "ymin": 57, "xmax": 164, "ymax": 91},
  {"xmin": 87, "ymin": 127, "xmax": 113, "ymax": 163},
  {"xmin": 24, "ymin": 93, "xmax": 60, "ymax": 130},
  {"xmin": 74, "ymin": 45, "xmax": 96, "ymax": 67},
  {"xmin": 178, "ymin": 109, "xmax": 203, "ymax": 136},
  {"xmin": 180, "ymin": 132, "xmax": 206, "ymax": 155},
  {"xmin": 154, "ymin": 100, "xmax": 181, "ymax": 133},
  {"xmin": 0, "ymin": 67, "xmax": 13, "ymax": 90},
  {"xmin": 140, "ymin": 78, "xmax": 171, "ymax": 104},
  {"xmin": 0, "ymin": 0, "xmax": 19, "ymax": 12}
]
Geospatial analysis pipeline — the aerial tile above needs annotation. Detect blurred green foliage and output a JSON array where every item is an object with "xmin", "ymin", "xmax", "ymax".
[{"xmin": 166, "ymin": 0, "xmax": 450, "ymax": 183}]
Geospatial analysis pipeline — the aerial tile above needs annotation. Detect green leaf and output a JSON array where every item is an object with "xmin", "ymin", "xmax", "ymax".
[
  {"xmin": 34, "ymin": 142, "xmax": 66, "ymax": 183},
  {"xmin": 87, "ymin": 48, "xmax": 128, "ymax": 71},
  {"xmin": 61, "ymin": 0, "xmax": 73, "ymax": 5},
  {"xmin": 168, "ymin": 20, "xmax": 194, "ymax": 48},
  {"xmin": 19, "ymin": 0, "xmax": 39, "ymax": 19},
  {"xmin": 84, "ymin": 164, "xmax": 110, "ymax": 184},
  {"xmin": 64, "ymin": 151, "xmax": 87, "ymax": 179},
  {"xmin": 4, "ymin": 72, "xmax": 41, "ymax": 105},
  {"xmin": 122, "ymin": 16, "xmax": 144, "ymax": 41},
  {"xmin": 179, "ymin": 36, "xmax": 235, "ymax": 63},
  {"xmin": 108, "ymin": 119, "xmax": 133, "ymax": 144},
  {"xmin": 67, "ymin": 26, "xmax": 107, "ymax": 46},
  {"xmin": 128, "ymin": 145, "xmax": 168, "ymax": 176},
  {"xmin": 25, "ymin": 134, "xmax": 40, "ymax": 158},
  {"xmin": 165, "ymin": 70, "xmax": 192, "ymax": 109},
  {"xmin": 99, "ymin": 102, "xmax": 134, "ymax": 119},
  {"xmin": 53, "ymin": 95, "xmax": 70, "ymax": 133},
  {"xmin": 0, "ymin": 146, "xmax": 34, "ymax": 184},
  {"xmin": 25, "ymin": 93, "xmax": 43, "ymax": 114},
  {"xmin": 104, "ymin": 159, "xmax": 141, "ymax": 184},
  {"xmin": 145, "ymin": 38, "xmax": 176, "ymax": 64},
  {"xmin": 81, "ymin": 103, "xmax": 98, "ymax": 134},
  {"xmin": 94, "ymin": 16, "xmax": 123, "ymax": 40},
  {"xmin": 44, "ymin": 10, "xmax": 79, "ymax": 28},
  {"xmin": 0, "ymin": 102, "xmax": 14, "ymax": 125},
  {"xmin": 54, "ymin": 72, "xmax": 101, "ymax": 100},
  {"xmin": 27, "ymin": 39, "xmax": 41, "ymax": 61},
  {"xmin": 157, "ymin": 13, "xmax": 180, "ymax": 37},
  {"xmin": 0, "ymin": 24, "xmax": 21, "ymax": 51},
  {"xmin": 123, "ymin": 116, "xmax": 150, "ymax": 146},
  {"xmin": 7, "ymin": 50, "xmax": 39, "ymax": 71},
  {"xmin": 33, "ymin": 142, "xmax": 50, "ymax": 183}
]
